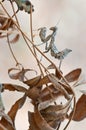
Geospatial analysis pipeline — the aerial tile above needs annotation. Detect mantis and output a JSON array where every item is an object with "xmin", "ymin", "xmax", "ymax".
[{"xmin": 38, "ymin": 26, "xmax": 72, "ymax": 68}]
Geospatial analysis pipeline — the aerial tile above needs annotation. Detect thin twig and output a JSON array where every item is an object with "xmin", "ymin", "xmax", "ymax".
[
  {"xmin": 7, "ymin": 32, "xmax": 19, "ymax": 65},
  {"xmin": 30, "ymin": 4, "xmax": 44, "ymax": 76}
]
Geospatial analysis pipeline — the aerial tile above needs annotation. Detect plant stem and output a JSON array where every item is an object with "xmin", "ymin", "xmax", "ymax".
[
  {"xmin": 30, "ymin": 4, "xmax": 44, "ymax": 76},
  {"xmin": 7, "ymin": 32, "xmax": 19, "ymax": 65}
]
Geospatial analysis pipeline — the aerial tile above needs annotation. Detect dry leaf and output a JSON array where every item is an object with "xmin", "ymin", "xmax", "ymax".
[
  {"xmin": 0, "ymin": 95, "xmax": 26, "ymax": 130},
  {"xmin": 0, "ymin": 111, "xmax": 13, "ymax": 128},
  {"xmin": 34, "ymin": 108, "xmax": 55, "ymax": 130},
  {"xmin": 41, "ymin": 100, "xmax": 71, "ymax": 114},
  {"xmin": 34, "ymin": 74, "xmax": 50, "ymax": 88},
  {"xmin": 72, "ymin": 94, "xmax": 86, "ymax": 121},
  {"xmin": 64, "ymin": 68, "xmax": 81, "ymax": 82},
  {"xmin": 48, "ymin": 74, "xmax": 70, "ymax": 100},
  {"xmin": 38, "ymin": 99, "xmax": 56, "ymax": 111},
  {"xmin": 39, "ymin": 84, "xmax": 58, "ymax": 101},
  {"xmin": 24, "ymin": 75, "xmax": 41, "ymax": 87},
  {"xmin": 8, "ymin": 67, "xmax": 37, "ymax": 82},
  {"xmin": 0, "ymin": 123, "xmax": 7, "ymax": 130},
  {"xmin": 3, "ymin": 84, "xmax": 27, "ymax": 92},
  {"xmin": 8, "ymin": 94, "xmax": 26, "ymax": 121},
  {"xmin": 28, "ymin": 111, "xmax": 40, "ymax": 130},
  {"xmin": 0, "ymin": 10, "xmax": 19, "ymax": 40},
  {"xmin": 26, "ymin": 86, "xmax": 42, "ymax": 101},
  {"xmin": 40, "ymin": 98, "xmax": 72, "ymax": 129}
]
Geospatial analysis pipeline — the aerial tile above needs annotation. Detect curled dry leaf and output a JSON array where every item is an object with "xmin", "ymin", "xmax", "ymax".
[
  {"xmin": 48, "ymin": 74, "xmax": 70, "ymax": 100},
  {"xmin": 38, "ymin": 99, "xmax": 56, "ymax": 111},
  {"xmin": 40, "ymin": 97, "xmax": 72, "ymax": 114},
  {"xmin": 8, "ymin": 67, "xmax": 37, "ymax": 82},
  {"xmin": 40, "ymin": 98, "xmax": 72, "ymax": 129},
  {"xmin": 25, "ymin": 74, "xmax": 62, "ymax": 102},
  {"xmin": 64, "ymin": 68, "xmax": 81, "ymax": 83},
  {"xmin": 0, "ymin": 94, "xmax": 26, "ymax": 130},
  {"xmin": 0, "ymin": 9, "xmax": 20, "ymax": 42},
  {"xmin": 72, "ymin": 94, "xmax": 86, "ymax": 121},
  {"xmin": 39, "ymin": 84, "xmax": 60, "ymax": 102},
  {"xmin": 33, "ymin": 108, "xmax": 55, "ymax": 130}
]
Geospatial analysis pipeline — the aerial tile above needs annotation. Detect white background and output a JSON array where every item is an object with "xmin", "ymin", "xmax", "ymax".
[{"xmin": 0, "ymin": 0, "xmax": 86, "ymax": 129}]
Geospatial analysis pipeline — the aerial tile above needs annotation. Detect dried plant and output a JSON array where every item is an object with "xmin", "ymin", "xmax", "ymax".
[{"xmin": 0, "ymin": 1, "xmax": 86, "ymax": 130}]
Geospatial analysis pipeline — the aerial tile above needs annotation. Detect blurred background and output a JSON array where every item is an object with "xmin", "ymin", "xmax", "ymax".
[{"xmin": 0, "ymin": 0, "xmax": 86, "ymax": 129}]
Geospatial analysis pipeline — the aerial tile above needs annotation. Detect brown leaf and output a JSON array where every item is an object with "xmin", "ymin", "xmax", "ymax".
[
  {"xmin": 72, "ymin": 94, "xmax": 86, "ymax": 121},
  {"xmin": 41, "ymin": 111, "xmax": 64, "ymax": 129},
  {"xmin": 26, "ymin": 86, "xmax": 42, "ymax": 101},
  {"xmin": 64, "ymin": 68, "xmax": 81, "ymax": 82},
  {"xmin": 0, "ymin": 14, "xmax": 16, "ymax": 37},
  {"xmin": 8, "ymin": 67, "xmax": 37, "ymax": 82},
  {"xmin": 24, "ymin": 74, "xmax": 54, "ymax": 88},
  {"xmin": 42, "ymin": 98, "xmax": 71, "ymax": 114},
  {"xmin": 39, "ymin": 82, "xmax": 73, "ymax": 104},
  {"xmin": 34, "ymin": 108, "xmax": 55, "ymax": 130},
  {"xmin": 48, "ymin": 74, "xmax": 70, "ymax": 100},
  {"xmin": 34, "ymin": 74, "xmax": 51, "ymax": 88},
  {"xmin": 0, "ymin": 95, "xmax": 26, "ymax": 129},
  {"xmin": 40, "ymin": 98, "xmax": 72, "ymax": 129},
  {"xmin": 0, "ymin": 118, "xmax": 14, "ymax": 130},
  {"xmin": 0, "ymin": 123, "xmax": 7, "ymax": 130},
  {"xmin": 39, "ymin": 84, "xmax": 59, "ymax": 102},
  {"xmin": 24, "ymin": 75, "xmax": 41, "ymax": 87},
  {"xmin": 8, "ymin": 94, "xmax": 26, "ymax": 121},
  {"xmin": 28, "ymin": 111, "xmax": 40, "ymax": 130},
  {"xmin": 0, "ymin": 111, "xmax": 14, "ymax": 128},
  {"xmin": 39, "ymin": 83, "xmax": 73, "ymax": 102},
  {"xmin": 48, "ymin": 120, "xmax": 61, "ymax": 129},
  {"xmin": 0, "ymin": 18, "xmax": 13, "ymax": 31},
  {"xmin": 3, "ymin": 84, "xmax": 27, "ymax": 92},
  {"xmin": 38, "ymin": 99, "xmax": 56, "ymax": 111}
]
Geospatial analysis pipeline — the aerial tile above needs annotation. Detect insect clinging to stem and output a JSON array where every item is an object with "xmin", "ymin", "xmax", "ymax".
[{"xmin": 38, "ymin": 25, "xmax": 72, "ymax": 69}]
